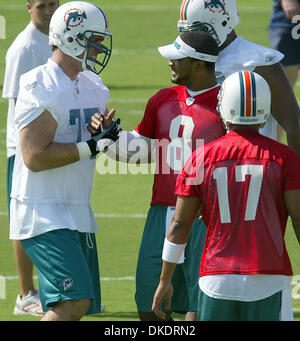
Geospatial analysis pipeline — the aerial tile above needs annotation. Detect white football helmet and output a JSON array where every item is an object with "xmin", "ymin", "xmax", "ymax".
[
  {"xmin": 177, "ymin": 0, "xmax": 240, "ymax": 46},
  {"xmin": 217, "ymin": 71, "xmax": 271, "ymax": 125},
  {"xmin": 49, "ymin": 1, "xmax": 112, "ymax": 74}
]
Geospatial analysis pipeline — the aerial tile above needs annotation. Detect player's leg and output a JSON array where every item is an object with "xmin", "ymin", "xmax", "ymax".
[
  {"xmin": 41, "ymin": 299, "xmax": 91, "ymax": 321},
  {"xmin": 173, "ymin": 217, "xmax": 206, "ymax": 321},
  {"xmin": 21, "ymin": 229, "xmax": 96, "ymax": 321},
  {"xmin": 7, "ymin": 155, "xmax": 42, "ymax": 316},
  {"xmin": 78, "ymin": 232, "xmax": 102, "ymax": 315},
  {"xmin": 135, "ymin": 205, "xmax": 174, "ymax": 321}
]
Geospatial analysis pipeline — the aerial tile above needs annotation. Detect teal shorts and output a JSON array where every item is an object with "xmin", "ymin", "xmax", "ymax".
[
  {"xmin": 22, "ymin": 229, "xmax": 101, "ymax": 315},
  {"xmin": 197, "ymin": 288, "xmax": 282, "ymax": 321},
  {"xmin": 135, "ymin": 205, "xmax": 207, "ymax": 313}
]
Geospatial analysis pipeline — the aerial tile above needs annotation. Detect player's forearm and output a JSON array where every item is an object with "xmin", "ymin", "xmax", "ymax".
[
  {"xmin": 22, "ymin": 141, "xmax": 80, "ymax": 172},
  {"xmin": 104, "ymin": 131, "xmax": 155, "ymax": 164},
  {"xmin": 160, "ymin": 261, "xmax": 177, "ymax": 282}
]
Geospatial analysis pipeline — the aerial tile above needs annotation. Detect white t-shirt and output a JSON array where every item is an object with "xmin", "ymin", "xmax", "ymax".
[
  {"xmin": 215, "ymin": 36, "xmax": 284, "ymax": 140},
  {"xmin": 10, "ymin": 59, "xmax": 109, "ymax": 239},
  {"xmin": 2, "ymin": 21, "xmax": 53, "ymax": 158}
]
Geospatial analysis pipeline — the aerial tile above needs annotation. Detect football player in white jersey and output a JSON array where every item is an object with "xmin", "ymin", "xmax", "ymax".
[
  {"xmin": 10, "ymin": 1, "xmax": 119, "ymax": 321},
  {"xmin": 2, "ymin": 0, "xmax": 59, "ymax": 316},
  {"xmin": 177, "ymin": 0, "xmax": 300, "ymax": 153}
]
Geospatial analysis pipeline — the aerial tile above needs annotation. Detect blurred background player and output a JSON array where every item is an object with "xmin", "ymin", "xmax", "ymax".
[
  {"xmin": 269, "ymin": 0, "xmax": 300, "ymax": 89},
  {"xmin": 152, "ymin": 71, "xmax": 300, "ymax": 321},
  {"xmin": 177, "ymin": 0, "xmax": 300, "ymax": 149},
  {"xmin": 2, "ymin": 0, "xmax": 59, "ymax": 316},
  {"xmin": 9, "ymin": 1, "xmax": 115, "ymax": 320},
  {"xmin": 89, "ymin": 30, "xmax": 225, "ymax": 321}
]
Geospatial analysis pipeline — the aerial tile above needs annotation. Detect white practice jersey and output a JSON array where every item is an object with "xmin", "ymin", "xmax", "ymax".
[
  {"xmin": 10, "ymin": 59, "xmax": 109, "ymax": 239},
  {"xmin": 215, "ymin": 36, "xmax": 284, "ymax": 140},
  {"xmin": 2, "ymin": 22, "xmax": 52, "ymax": 158}
]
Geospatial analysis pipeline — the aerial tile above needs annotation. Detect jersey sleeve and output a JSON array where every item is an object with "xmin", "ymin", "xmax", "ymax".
[
  {"xmin": 3, "ymin": 45, "xmax": 40, "ymax": 99},
  {"xmin": 134, "ymin": 94, "xmax": 158, "ymax": 138},
  {"xmin": 15, "ymin": 71, "xmax": 58, "ymax": 132}
]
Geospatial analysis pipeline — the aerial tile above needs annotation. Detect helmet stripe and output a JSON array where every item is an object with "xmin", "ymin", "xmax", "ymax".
[
  {"xmin": 180, "ymin": 0, "xmax": 190, "ymax": 20},
  {"xmin": 238, "ymin": 72, "xmax": 245, "ymax": 117},
  {"xmin": 244, "ymin": 71, "xmax": 252, "ymax": 117},
  {"xmin": 250, "ymin": 72, "xmax": 257, "ymax": 117}
]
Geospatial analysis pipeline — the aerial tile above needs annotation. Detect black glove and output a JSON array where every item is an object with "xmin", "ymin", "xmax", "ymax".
[{"xmin": 87, "ymin": 118, "xmax": 121, "ymax": 157}]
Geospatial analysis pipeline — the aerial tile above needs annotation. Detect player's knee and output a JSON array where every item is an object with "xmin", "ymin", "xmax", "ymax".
[
  {"xmin": 69, "ymin": 299, "xmax": 91, "ymax": 320},
  {"xmin": 55, "ymin": 298, "xmax": 91, "ymax": 321}
]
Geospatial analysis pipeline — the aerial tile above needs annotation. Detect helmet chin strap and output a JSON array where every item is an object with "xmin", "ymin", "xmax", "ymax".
[
  {"xmin": 81, "ymin": 50, "xmax": 89, "ymax": 71},
  {"xmin": 67, "ymin": 49, "xmax": 88, "ymax": 71},
  {"xmin": 73, "ymin": 50, "xmax": 97, "ymax": 73}
]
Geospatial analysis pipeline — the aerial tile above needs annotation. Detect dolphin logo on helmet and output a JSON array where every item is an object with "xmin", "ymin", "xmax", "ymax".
[
  {"xmin": 64, "ymin": 9, "xmax": 87, "ymax": 32},
  {"xmin": 204, "ymin": 0, "xmax": 226, "ymax": 13}
]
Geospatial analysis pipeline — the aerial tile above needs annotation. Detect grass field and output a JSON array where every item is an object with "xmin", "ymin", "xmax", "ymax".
[{"xmin": 0, "ymin": 0, "xmax": 300, "ymax": 322}]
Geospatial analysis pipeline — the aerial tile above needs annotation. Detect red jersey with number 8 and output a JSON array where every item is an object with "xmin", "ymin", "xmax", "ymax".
[
  {"xmin": 176, "ymin": 129, "xmax": 300, "ymax": 276},
  {"xmin": 135, "ymin": 85, "xmax": 225, "ymax": 206}
]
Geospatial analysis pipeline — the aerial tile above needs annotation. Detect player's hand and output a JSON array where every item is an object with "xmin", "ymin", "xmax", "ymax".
[
  {"xmin": 88, "ymin": 108, "xmax": 116, "ymax": 134},
  {"xmin": 152, "ymin": 280, "xmax": 173, "ymax": 320},
  {"xmin": 282, "ymin": 0, "xmax": 300, "ymax": 20}
]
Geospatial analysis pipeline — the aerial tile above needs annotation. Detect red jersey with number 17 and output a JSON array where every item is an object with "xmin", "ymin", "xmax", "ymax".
[
  {"xmin": 176, "ymin": 129, "xmax": 300, "ymax": 276},
  {"xmin": 135, "ymin": 85, "xmax": 225, "ymax": 207}
]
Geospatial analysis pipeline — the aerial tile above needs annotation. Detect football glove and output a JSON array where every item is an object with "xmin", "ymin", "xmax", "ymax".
[
  {"xmin": 86, "ymin": 118, "xmax": 121, "ymax": 157},
  {"xmin": 91, "ymin": 118, "xmax": 121, "ymax": 142}
]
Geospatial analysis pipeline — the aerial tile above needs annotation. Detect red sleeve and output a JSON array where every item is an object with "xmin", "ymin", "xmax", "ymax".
[{"xmin": 134, "ymin": 95, "xmax": 158, "ymax": 138}]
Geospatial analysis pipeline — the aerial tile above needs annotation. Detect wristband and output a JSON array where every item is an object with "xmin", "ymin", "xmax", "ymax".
[
  {"xmin": 162, "ymin": 238, "xmax": 186, "ymax": 264},
  {"xmin": 76, "ymin": 142, "xmax": 91, "ymax": 159}
]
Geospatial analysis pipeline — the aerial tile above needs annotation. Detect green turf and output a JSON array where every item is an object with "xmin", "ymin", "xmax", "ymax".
[{"xmin": 0, "ymin": 0, "xmax": 300, "ymax": 321}]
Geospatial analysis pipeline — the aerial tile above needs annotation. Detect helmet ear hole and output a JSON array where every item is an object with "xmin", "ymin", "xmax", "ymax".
[{"xmin": 67, "ymin": 37, "xmax": 73, "ymax": 42}]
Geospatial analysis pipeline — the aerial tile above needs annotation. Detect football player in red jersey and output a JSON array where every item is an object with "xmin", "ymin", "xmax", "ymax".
[
  {"xmin": 152, "ymin": 71, "xmax": 300, "ymax": 321},
  {"xmin": 89, "ymin": 31, "xmax": 226, "ymax": 320}
]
